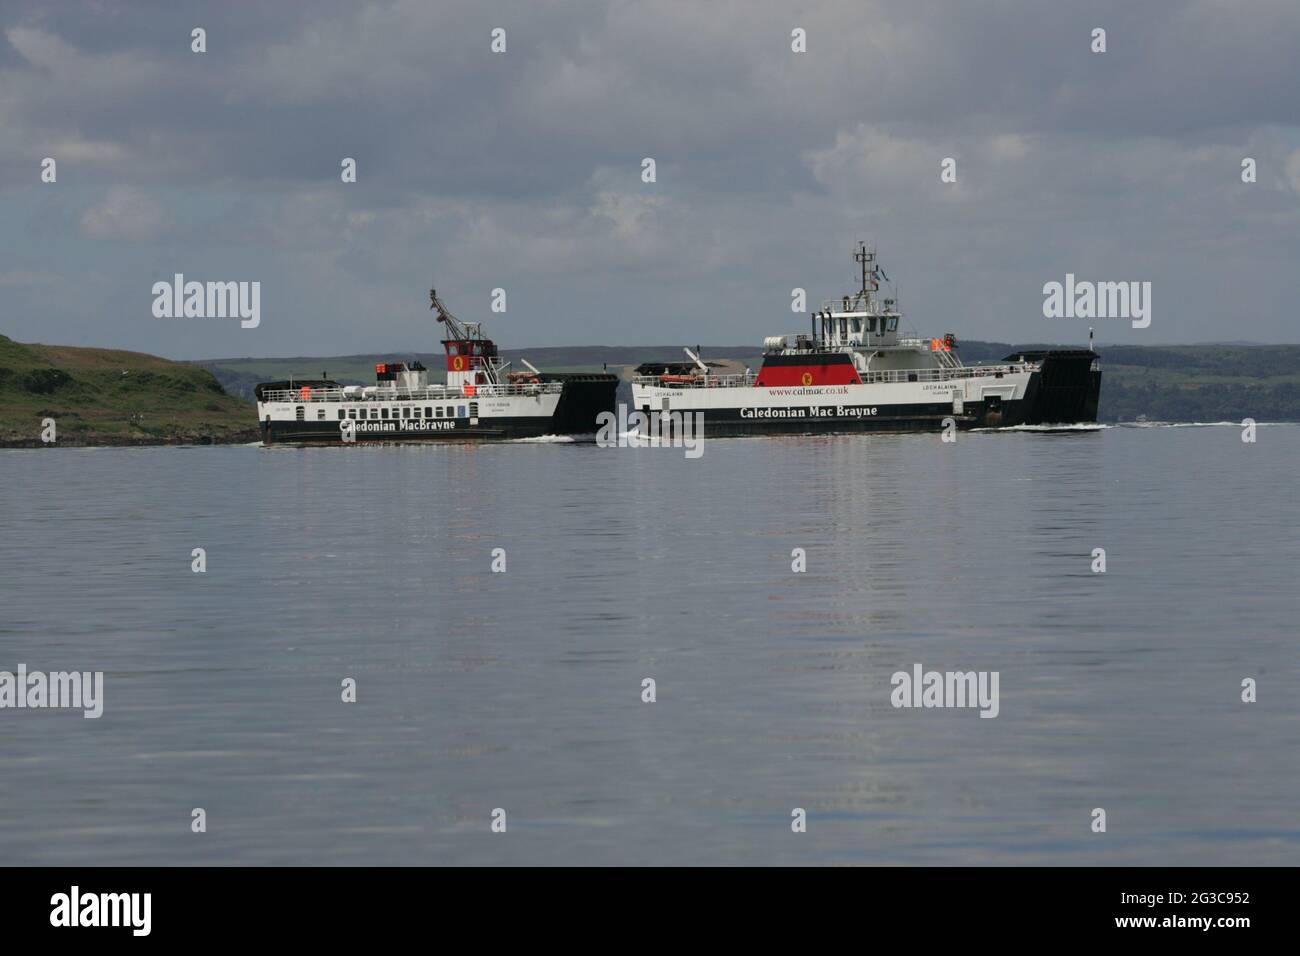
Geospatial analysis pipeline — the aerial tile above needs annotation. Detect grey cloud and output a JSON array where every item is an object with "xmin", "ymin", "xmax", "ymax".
[{"xmin": 0, "ymin": 0, "xmax": 1298, "ymax": 357}]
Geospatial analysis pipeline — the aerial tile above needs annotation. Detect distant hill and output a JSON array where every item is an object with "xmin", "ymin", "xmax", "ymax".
[
  {"xmin": 1089, "ymin": 344, "xmax": 1300, "ymax": 422},
  {"xmin": 0, "ymin": 335, "xmax": 256, "ymax": 447},
  {"xmin": 198, "ymin": 343, "xmax": 1300, "ymax": 423}
]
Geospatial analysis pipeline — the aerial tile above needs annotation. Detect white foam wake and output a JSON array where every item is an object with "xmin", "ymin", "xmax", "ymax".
[
  {"xmin": 1116, "ymin": 420, "xmax": 1293, "ymax": 428},
  {"xmin": 974, "ymin": 423, "xmax": 1110, "ymax": 432}
]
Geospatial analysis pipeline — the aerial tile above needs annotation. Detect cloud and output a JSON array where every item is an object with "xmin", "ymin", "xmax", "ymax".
[
  {"xmin": 45, "ymin": 138, "xmax": 129, "ymax": 162},
  {"xmin": 79, "ymin": 186, "xmax": 171, "ymax": 241},
  {"xmin": 0, "ymin": 270, "xmax": 59, "ymax": 286},
  {"xmin": 1285, "ymin": 149, "xmax": 1300, "ymax": 196},
  {"xmin": 0, "ymin": 0, "xmax": 1298, "ymax": 356}
]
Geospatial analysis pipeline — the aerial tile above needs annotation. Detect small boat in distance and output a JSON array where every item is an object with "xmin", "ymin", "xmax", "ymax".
[
  {"xmin": 255, "ymin": 288, "xmax": 618, "ymax": 444},
  {"xmin": 631, "ymin": 243, "xmax": 1101, "ymax": 435}
]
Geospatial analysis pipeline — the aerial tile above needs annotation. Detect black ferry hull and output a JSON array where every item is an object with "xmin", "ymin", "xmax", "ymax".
[
  {"xmin": 1013, "ymin": 352, "xmax": 1101, "ymax": 426},
  {"xmin": 544, "ymin": 373, "xmax": 625, "ymax": 435}
]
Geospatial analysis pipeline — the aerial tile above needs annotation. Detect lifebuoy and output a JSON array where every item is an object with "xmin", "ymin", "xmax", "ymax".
[{"xmin": 299, "ymin": 386, "xmax": 312, "ymax": 400}]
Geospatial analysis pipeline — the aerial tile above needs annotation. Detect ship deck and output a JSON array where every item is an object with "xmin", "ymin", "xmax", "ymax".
[
  {"xmin": 258, "ymin": 382, "xmax": 563, "ymax": 403},
  {"xmin": 633, "ymin": 361, "xmax": 1042, "ymax": 388}
]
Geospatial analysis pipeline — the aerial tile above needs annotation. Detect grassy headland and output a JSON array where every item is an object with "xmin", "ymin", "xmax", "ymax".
[{"xmin": 0, "ymin": 334, "xmax": 257, "ymax": 447}]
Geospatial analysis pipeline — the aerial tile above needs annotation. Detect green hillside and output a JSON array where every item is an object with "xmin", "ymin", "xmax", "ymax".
[
  {"xmin": 0, "ymin": 335, "xmax": 257, "ymax": 447},
  {"xmin": 1086, "ymin": 345, "xmax": 1300, "ymax": 422}
]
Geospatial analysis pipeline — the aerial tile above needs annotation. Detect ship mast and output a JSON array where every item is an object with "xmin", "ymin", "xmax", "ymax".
[
  {"xmin": 430, "ymin": 287, "xmax": 470, "ymax": 341},
  {"xmin": 851, "ymin": 241, "xmax": 886, "ymax": 310}
]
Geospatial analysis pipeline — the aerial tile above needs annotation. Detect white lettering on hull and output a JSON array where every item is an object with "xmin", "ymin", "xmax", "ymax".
[
  {"xmin": 350, "ymin": 421, "xmax": 458, "ymax": 433},
  {"xmin": 740, "ymin": 405, "xmax": 879, "ymax": 419}
]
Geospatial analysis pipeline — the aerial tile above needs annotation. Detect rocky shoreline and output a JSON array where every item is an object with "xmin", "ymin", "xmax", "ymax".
[{"xmin": 1, "ymin": 430, "xmax": 261, "ymax": 448}]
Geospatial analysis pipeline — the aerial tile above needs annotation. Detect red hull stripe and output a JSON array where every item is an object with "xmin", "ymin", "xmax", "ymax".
[{"xmin": 755, "ymin": 364, "xmax": 862, "ymax": 386}]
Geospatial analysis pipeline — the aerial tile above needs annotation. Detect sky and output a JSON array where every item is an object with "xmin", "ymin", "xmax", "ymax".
[{"xmin": 1, "ymin": 0, "xmax": 1298, "ymax": 359}]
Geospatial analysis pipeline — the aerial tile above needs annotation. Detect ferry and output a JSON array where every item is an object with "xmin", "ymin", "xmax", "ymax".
[
  {"xmin": 256, "ymin": 288, "xmax": 618, "ymax": 444},
  {"xmin": 631, "ymin": 244, "xmax": 1101, "ymax": 436}
]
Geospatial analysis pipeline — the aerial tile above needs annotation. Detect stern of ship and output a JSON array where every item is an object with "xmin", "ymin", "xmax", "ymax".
[
  {"xmin": 1002, "ymin": 350, "xmax": 1101, "ymax": 425},
  {"xmin": 542, "ymin": 372, "xmax": 620, "ymax": 435}
]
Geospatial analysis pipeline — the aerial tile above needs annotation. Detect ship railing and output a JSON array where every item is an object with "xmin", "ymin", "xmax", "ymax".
[
  {"xmin": 632, "ymin": 363, "xmax": 1037, "ymax": 389},
  {"xmin": 765, "ymin": 336, "xmax": 951, "ymax": 353},
  {"xmin": 817, "ymin": 299, "xmax": 901, "ymax": 315},
  {"xmin": 631, "ymin": 373, "xmax": 758, "ymax": 388},
  {"xmin": 458, "ymin": 381, "xmax": 562, "ymax": 397},
  {"xmin": 855, "ymin": 364, "xmax": 1034, "ymax": 384},
  {"xmin": 258, "ymin": 382, "xmax": 563, "ymax": 403},
  {"xmin": 818, "ymin": 299, "xmax": 873, "ymax": 314}
]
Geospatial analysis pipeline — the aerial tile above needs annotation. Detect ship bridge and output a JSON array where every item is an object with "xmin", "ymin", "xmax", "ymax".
[
  {"xmin": 804, "ymin": 242, "xmax": 905, "ymax": 351},
  {"xmin": 812, "ymin": 298, "xmax": 902, "ymax": 349}
]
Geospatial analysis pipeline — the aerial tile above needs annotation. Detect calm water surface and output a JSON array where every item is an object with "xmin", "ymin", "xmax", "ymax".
[{"xmin": 1, "ymin": 425, "xmax": 1297, "ymax": 865}]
